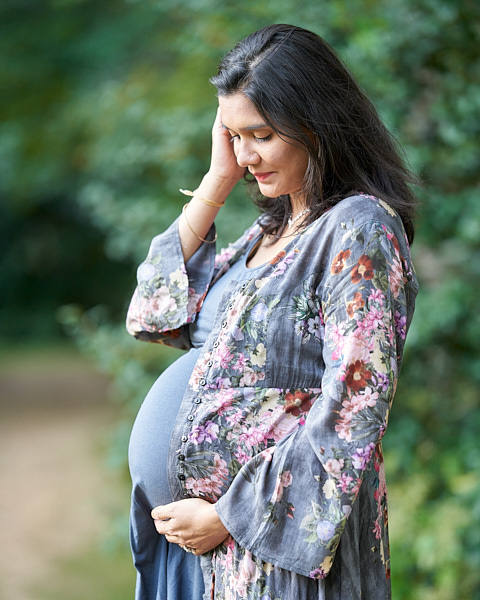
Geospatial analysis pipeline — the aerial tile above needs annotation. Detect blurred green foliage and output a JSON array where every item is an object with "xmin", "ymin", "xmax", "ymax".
[{"xmin": 2, "ymin": 0, "xmax": 479, "ymax": 598}]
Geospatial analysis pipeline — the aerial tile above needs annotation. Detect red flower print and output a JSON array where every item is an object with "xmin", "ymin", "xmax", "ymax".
[
  {"xmin": 270, "ymin": 250, "xmax": 286, "ymax": 265},
  {"xmin": 345, "ymin": 360, "xmax": 372, "ymax": 392},
  {"xmin": 346, "ymin": 291, "xmax": 365, "ymax": 318},
  {"xmin": 284, "ymin": 391, "xmax": 313, "ymax": 415},
  {"xmin": 331, "ymin": 249, "xmax": 351, "ymax": 274},
  {"xmin": 351, "ymin": 255, "xmax": 374, "ymax": 284}
]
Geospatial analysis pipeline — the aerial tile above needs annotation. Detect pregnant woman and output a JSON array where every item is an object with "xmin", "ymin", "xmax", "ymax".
[{"xmin": 127, "ymin": 23, "xmax": 418, "ymax": 600}]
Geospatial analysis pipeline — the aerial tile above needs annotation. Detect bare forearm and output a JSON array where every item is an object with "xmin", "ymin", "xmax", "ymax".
[{"xmin": 178, "ymin": 172, "xmax": 237, "ymax": 262}]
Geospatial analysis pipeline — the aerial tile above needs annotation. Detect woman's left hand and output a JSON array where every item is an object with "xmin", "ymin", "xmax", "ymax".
[{"xmin": 151, "ymin": 498, "xmax": 230, "ymax": 555}]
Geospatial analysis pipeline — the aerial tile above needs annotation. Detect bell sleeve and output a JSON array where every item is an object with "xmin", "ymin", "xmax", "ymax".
[
  {"xmin": 126, "ymin": 217, "xmax": 217, "ymax": 349},
  {"xmin": 214, "ymin": 215, "xmax": 418, "ymax": 578},
  {"xmin": 126, "ymin": 217, "xmax": 263, "ymax": 349}
]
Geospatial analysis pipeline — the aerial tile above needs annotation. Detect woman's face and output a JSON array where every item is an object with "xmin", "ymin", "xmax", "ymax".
[{"xmin": 219, "ymin": 93, "xmax": 309, "ymax": 207}]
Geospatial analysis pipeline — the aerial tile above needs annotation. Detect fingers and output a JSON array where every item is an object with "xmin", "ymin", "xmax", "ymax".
[{"xmin": 150, "ymin": 504, "xmax": 171, "ymax": 520}]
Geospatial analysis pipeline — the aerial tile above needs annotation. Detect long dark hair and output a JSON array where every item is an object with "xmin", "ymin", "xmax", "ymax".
[{"xmin": 210, "ymin": 24, "xmax": 418, "ymax": 243}]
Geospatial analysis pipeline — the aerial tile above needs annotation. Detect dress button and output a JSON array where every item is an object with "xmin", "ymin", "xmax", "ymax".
[
  {"xmin": 178, "ymin": 473, "xmax": 186, "ymax": 481},
  {"xmin": 206, "ymin": 360, "xmax": 213, "ymax": 367},
  {"xmin": 213, "ymin": 341, "xmax": 219, "ymax": 348},
  {"xmin": 187, "ymin": 414, "xmax": 194, "ymax": 421},
  {"xmin": 181, "ymin": 435, "xmax": 188, "ymax": 442},
  {"xmin": 194, "ymin": 398, "xmax": 201, "ymax": 404},
  {"xmin": 222, "ymin": 321, "xmax": 228, "ymax": 328},
  {"xmin": 241, "ymin": 283, "xmax": 248, "ymax": 289},
  {"xmin": 178, "ymin": 454, "xmax": 185, "ymax": 461},
  {"xmin": 228, "ymin": 302, "xmax": 235, "ymax": 309},
  {"xmin": 199, "ymin": 378, "xmax": 206, "ymax": 386}
]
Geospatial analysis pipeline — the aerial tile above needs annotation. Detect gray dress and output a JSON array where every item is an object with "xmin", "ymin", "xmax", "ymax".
[{"xmin": 127, "ymin": 194, "xmax": 418, "ymax": 600}]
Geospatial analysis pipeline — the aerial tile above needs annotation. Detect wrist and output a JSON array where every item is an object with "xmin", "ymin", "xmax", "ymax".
[{"xmin": 198, "ymin": 171, "xmax": 238, "ymax": 200}]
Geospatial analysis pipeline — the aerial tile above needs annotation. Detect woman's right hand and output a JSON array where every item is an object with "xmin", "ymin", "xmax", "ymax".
[
  {"xmin": 207, "ymin": 107, "xmax": 246, "ymax": 185},
  {"xmin": 178, "ymin": 107, "xmax": 243, "ymax": 261}
]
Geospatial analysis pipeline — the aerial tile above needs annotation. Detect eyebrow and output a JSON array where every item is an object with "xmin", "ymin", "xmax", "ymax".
[{"xmin": 222, "ymin": 123, "xmax": 270, "ymax": 132}]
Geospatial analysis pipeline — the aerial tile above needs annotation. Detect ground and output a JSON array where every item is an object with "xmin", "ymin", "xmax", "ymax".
[{"xmin": 0, "ymin": 346, "xmax": 135, "ymax": 600}]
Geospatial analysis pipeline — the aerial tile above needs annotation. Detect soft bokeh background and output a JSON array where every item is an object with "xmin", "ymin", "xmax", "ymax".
[{"xmin": 1, "ymin": 1, "xmax": 479, "ymax": 598}]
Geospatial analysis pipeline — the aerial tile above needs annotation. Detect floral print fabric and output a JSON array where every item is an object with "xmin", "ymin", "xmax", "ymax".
[{"xmin": 126, "ymin": 194, "xmax": 418, "ymax": 599}]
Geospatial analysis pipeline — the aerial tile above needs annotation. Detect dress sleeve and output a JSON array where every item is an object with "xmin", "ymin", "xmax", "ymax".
[
  {"xmin": 126, "ymin": 217, "xmax": 263, "ymax": 349},
  {"xmin": 126, "ymin": 217, "xmax": 217, "ymax": 349},
  {"xmin": 215, "ymin": 217, "xmax": 417, "ymax": 578}
]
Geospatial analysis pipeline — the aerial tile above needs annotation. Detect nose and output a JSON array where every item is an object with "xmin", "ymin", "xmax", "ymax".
[{"xmin": 235, "ymin": 140, "xmax": 260, "ymax": 168}]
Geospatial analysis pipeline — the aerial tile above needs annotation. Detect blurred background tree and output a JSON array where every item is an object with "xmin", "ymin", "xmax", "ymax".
[{"xmin": 1, "ymin": 0, "xmax": 479, "ymax": 598}]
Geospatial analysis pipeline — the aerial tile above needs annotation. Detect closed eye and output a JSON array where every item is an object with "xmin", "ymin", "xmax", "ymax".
[
  {"xmin": 254, "ymin": 134, "xmax": 272, "ymax": 143},
  {"xmin": 229, "ymin": 133, "xmax": 272, "ymax": 143}
]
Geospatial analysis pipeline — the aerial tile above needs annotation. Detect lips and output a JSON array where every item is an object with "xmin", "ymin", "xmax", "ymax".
[{"xmin": 252, "ymin": 172, "xmax": 274, "ymax": 182}]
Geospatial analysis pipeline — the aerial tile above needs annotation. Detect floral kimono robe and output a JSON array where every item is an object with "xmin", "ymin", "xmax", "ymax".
[{"xmin": 126, "ymin": 194, "xmax": 418, "ymax": 600}]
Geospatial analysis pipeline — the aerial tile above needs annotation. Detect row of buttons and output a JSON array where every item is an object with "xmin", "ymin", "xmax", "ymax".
[
  {"xmin": 178, "ymin": 395, "xmax": 204, "ymax": 483},
  {"xmin": 176, "ymin": 283, "xmax": 248, "ymax": 487}
]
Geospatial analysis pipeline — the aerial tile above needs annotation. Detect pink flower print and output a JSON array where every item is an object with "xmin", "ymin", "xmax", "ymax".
[
  {"xmin": 239, "ymin": 424, "xmax": 268, "ymax": 450},
  {"xmin": 151, "ymin": 286, "xmax": 177, "ymax": 314},
  {"xmin": 338, "ymin": 472, "xmax": 354, "ymax": 493},
  {"xmin": 235, "ymin": 551, "xmax": 261, "ymax": 597},
  {"xmin": 260, "ymin": 446, "xmax": 275, "ymax": 461},
  {"xmin": 232, "ymin": 353, "xmax": 247, "ymax": 371},
  {"xmin": 365, "ymin": 306, "xmax": 384, "ymax": 330},
  {"xmin": 215, "ymin": 246, "xmax": 237, "ymax": 267},
  {"xmin": 265, "ymin": 406, "xmax": 300, "ymax": 442},
  {"xmin": 213, "ymin": 454, "xmax": 229, "ymax": 475},
  {"xmin": 240, "ymin": 367, "xmax": 265, "ymax": 387},
  {"xmin": 234, "ymin": 448, "xmax": 251, "ymax": 465},
  {"xmin": 212, "ymin": 388, "xmax": 236, "ymax": 415},
  {"xmin": 351, "ymin": 387, "xmax": 379, "ymax": 412},
  {"xmin": 335, "ymin": 414, "xmax": 353, "ymax": 442},
  {"xmin": 389, "ymin": 256, "xmax": 405, "ymax": 299},
  {"xmin": 324, "ymin": 458, "xmax": 345, "ymax": 479},
  {"xmin": 185, "ymin": 478, "xmax": 204, "ymax": 496},
  {"xmin": 280, "ymin": 470, "xmax": 293, "ymax": 488},
  {"xmin": 273, "ymin": 469, "xmax": 293, "ymax": 502},
  {"xmin": 368, "ymin": 288, "xmax": 385, "ymax": 306},
  {"xmin": 214, "ymin": 342, "xmax": 235, "ymax": 369},
  {"xmin": 226, "ymin": 295, "xmax": 250, "ymax": 327},
  {"xmin": 189, "ymin": 353, "xmax": 211, "ymax": 389},
  {"xmin": 373, "ymin": 518, "xmax": 382, "ymax": 539},
  {"xmin": 226, "ymin": 409, "xmax": 245, "ymax": 427}
]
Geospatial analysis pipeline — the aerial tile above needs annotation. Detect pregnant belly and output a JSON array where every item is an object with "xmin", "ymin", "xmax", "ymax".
[{"xmin": 128, "ymin": 348, "xmax": 200, "ymax": 508}]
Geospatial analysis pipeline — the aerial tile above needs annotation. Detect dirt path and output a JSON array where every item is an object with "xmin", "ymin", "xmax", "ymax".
[{"xmin": 0, "ymin": 349, "xmax": 128, "ymax": 600}]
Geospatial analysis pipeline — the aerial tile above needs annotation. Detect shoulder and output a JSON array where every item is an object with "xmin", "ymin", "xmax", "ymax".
[
  {"xmin": 325, "ymin": 194, "xmax": 401, "ymax": 227},
  {"xmin": 307, "ymin": 194, "xmax": 408, "ymax": 246}
]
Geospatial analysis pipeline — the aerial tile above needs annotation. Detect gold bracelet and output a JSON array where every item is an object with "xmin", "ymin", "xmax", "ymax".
[
  {"xmin": 179, "ymin": 188, "xmax": 225, "ymax": 208},
  {"xmin": 182, "ymin": 203, "xmax": 217, "ymax": 244}
]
